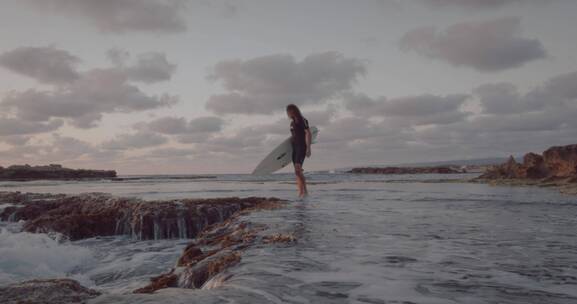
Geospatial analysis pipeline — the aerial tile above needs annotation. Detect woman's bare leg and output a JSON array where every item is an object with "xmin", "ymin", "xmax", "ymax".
[
  {"xmin": 294, "ymin": 163, "xmax": 305, "ymax": 197},
  {"xmin": 294, "ymin": 164, "xmax": 308, "ymax": 198}
]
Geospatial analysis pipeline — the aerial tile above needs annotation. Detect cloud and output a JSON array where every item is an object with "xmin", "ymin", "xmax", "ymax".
[
  {"xmin": 411, "ymin": 70, "xmax": 577, "ymax": 157},
  {"xmin": 475, "ymin": 71, "xmax": 577, "ymax": 115},
  {"xmin": 187, "ymin": 116, "xmax": 225, "ymax": 133},
  {"xmin": 304, "ymin": 105, "xmax": 338, "ymax": 126},
  {"xmin": 346, "ymin": 93, "xmax": 470, "ymax": 125},
  {"xmin": 2, "ymin": 69, "xmax": 177, "ymax": 128},
  {"xmin": 144, "ymin": 116, "xmax": 188, "ymax": 134},
  {"xmin": 0, "ymin": 117, "xmax": 63, "ymax": 136},
  {"xmin": 144, "ymin": 116, "xmax": 224, "ymax": 134},
  {"xmin": 0, "ymin": 135, "xmax": 32, "ymax": 146},
  {"xmin": 205, "ymin": 52, "xmax": 366, "ymax": 115},
  {"xmin": 29, "ymin": 0, "xmax": 187, "ymax": 34},
  {"xmin": 107, "ymin": 49, "xmax": 177, "ymax": 84},
  {"xmin": 138, "ymin": 116, "xmax": 225, "ymax": 144},
  {"xmin": 1, "ymin": 47, "xmax": 178, "ymax": 129},
  {"xmin": 0, "ymin": 46, "xmax": 80, "ymax": 84},
  {"xmin": 0, "ymin": 134, "xmax": 115, "ymax": 165},
  {"xmin": 102, "ymin": 132, "xmax": 168, "ymax": 150},
  {"xmin": 400, "ymin": 17, "xmax": 546, "ymax": 72},
  {"xmin": 144, "ymin": 147, "xmax": 197, "ymax": 159},
  {"xmin": 420, "ymin": 0, "xmax": 523, "ymax": 9}
]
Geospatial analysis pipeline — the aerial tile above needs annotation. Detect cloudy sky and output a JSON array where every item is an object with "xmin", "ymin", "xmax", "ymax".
[{"xmin": 1, "ymin": 0, "xmax": 576, "ymax": 174}]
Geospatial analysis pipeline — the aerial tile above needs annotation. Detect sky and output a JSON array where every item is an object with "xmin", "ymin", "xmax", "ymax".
[{"xmin": 0, "ymin": 0, "xmax": 576, "ymax": 174}]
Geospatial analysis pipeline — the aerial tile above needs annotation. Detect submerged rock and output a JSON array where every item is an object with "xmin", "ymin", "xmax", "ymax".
[
  {"xmin": 0, "ymin": 279, "xmax": 100, "ymax": 304},
  {"xmin": 0, "ymin": 192, "xmax": 283, "ymax": 241},
  {"xmin": 0, "ymin": 164, "xmax": 116, "ymax": 181},
  {"xmin": 134, "ymin": 219, "xmax": 292, "ymax": 293}
]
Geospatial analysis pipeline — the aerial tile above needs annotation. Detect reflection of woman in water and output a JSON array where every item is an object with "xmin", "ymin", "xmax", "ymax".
[{"xmin": 286, "ymin": 104, "xmax": 312, "ymax": 198}]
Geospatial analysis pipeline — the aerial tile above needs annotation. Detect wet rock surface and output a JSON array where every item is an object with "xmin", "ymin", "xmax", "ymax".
[
  {"xmin": 0, "ymin": 164, "xmax": 116, "ymax": 181},
  {"xmin": 349, "ymin": 166, "xmax": 462, "ymax": 174},
  {"xmin": 0, "ymin": 279, "xmax": 101, "ymax": 304},
  {"xmin": 0, "ymin": 191, "xmax": 291, "ymax": 299},
  {"xmin": 134, "ymin": 217, "xmax": 291, "ymax": 293},
  {"xmin": 0, "ymin": 192, "xmax": 283, "ymax": 241}
]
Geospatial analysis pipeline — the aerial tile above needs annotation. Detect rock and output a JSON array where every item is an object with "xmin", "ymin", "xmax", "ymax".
[
  {"xmin": 0, "ymin": 192, "xmax": 283, "ymax": 241},
  {"xmin": 0, "ymin": 279, "xmax": 100, "ymax": 304},
  {"xmin": 0, "ymin": 164, "xmax": 116, "ymax": 181},
  {"xmin": 176, "ymin": 244, "xmax": 204, "ymax": 267},
  {"xmin": 262, "ymin": 233, "xmax": 297, "ymax": 244},
  {"xmin": 522, "ymin": 153, "xmax": 547, "ymax": 179},
  {"xmin": 479, "ymin": 144, "xmax": 577, "ymax": 181},
  {"xmin": 134, "ymin": 220, "xmax": 273, "ymax": 293},
  {"xmin": 542, "ymin": 144, "xmax": 577, "ymax": 177},
  {"xmin": 178, "ymin": 251, "xmax": 241, "ymax": 289},
  {"xmin": 132, "ymin": 273, "xmax": 179, "ymax": 294},
  {"xmin": 348, "ymin": 166, "xmax": 462, "ymax": 175}
]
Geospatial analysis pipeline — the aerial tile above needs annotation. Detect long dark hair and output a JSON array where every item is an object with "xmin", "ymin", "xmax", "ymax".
[{"xmin": 286, "ymin": 104, "xmax": 304, "ymax": 122}]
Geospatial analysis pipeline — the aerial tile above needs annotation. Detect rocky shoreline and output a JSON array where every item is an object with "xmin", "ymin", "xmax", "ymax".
[
  {"xmin": 349, "ymin": 166, "xmax": 463, "ymax": 175},
  {"xmin": 0, "ymin": 191, "xmax": 292, "ymax": 303},
  {"xmin": 0, "ymin": 164, "xmax": 116, "ymax": 181},
  {"xmin": 474, "ymin": 144, "xmax": 577, "ymax": 194}
]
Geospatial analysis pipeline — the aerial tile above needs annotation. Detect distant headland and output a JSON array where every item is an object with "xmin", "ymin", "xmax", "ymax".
[
  {"xmin": 348, "ymin": 166, "xmax": 463, "ymax": 175},
  {"xmin": 0, "ymin": 164, "xmax": 116, "ymax": 181}
]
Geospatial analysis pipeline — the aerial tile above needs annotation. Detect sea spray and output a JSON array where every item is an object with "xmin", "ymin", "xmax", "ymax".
[{"xmin": 0, "ymin": 228, "xmax": 94, "ymax": 286}]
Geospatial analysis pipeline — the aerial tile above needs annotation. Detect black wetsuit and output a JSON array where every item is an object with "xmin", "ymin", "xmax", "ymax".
[{"xmin": 290, "ymin": 117, "xmax": 309, "ymax": 165}]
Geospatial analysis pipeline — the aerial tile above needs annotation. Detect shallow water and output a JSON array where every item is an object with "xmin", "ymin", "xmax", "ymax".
[{"xmin": 1, "ymin": 173, "xmax": 577, "ymax": 303}]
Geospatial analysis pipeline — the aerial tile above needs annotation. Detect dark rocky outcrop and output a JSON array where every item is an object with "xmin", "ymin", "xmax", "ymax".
[
  {"xmin": 0, "ymin": 192, "xmax": 283, "ymax": 241},
  {"xmin": 349, "ymin": 166, "xmax": 462, "ymax": 175},
  {"xmin": 0, "ymin": 279, "xmax": 100, "ymax": 304},
  {"xmin": 479, "ymin": 144, "xmax": 577, "ymax": 181},
  {"xmin": 476, "ymin": 144, "xmax": 577, "ymax": 194},
  {"xmin": 0, "ymin": 164, "xmax": 116, "ymax": 181}
]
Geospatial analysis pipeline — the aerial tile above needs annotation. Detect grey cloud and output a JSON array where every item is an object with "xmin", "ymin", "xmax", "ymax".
[
  {"xmin": 305, "ymin": 105, "xmax": 338, "ymax": 126},
  {"xmin": 139, "ymin": 116, "xmax": 225, "ymax": 144},
  {"xmin": 188, "ymin": 116, "xmax": 225, "ymax": 133},
  {"xmin": 420, "ymin": 0, "xmax": 523, "ymax": 9},
  {"xmin": 102, "ymin": 132, "xmax": 168, "ymax": 150},
  {"xmin": 346, "ymin": 93, "xmax": 470, "ymax": 125},
  {"xmin": 30, "ymin": 0, "xmax": 187, "ymax": 34},
  {"xmin": 0, "ymin": 46, "xmax": 80, "ymax": 84},
  {"xmin": 475, "ymin": 71, "xmax": 577, "ymax": 115},
  {"xmin": 400, "ymin": 17, "xmax": 546, "ymax": 72},
  {"xmin": 2, "ymin": 68, "xmax": 177, "ymax": 128},
  {"xmin": 0, "ymin": 118, "xmax": 63, "ymax": 136},
  {"xmin": 0, "ymin": 135, "xmax": 32, "ymax": 146},
  {"xmin": 542, "ymin": 71, "xmax": 577, "ymax": 102},
  {"xmin": 145, "ymin": 116, "xmax": 224, "ymax": 134},
  {"xmin": 0, "ymin": 134, "xmax": 109, "ymax": 164},
  {"xmin": 411, "ymin": 71, "xmax": 577, "ymax": 156},
  {"xmin": 145, "ymin": 116, "xmax": 188, "ymax": 134},
  {"xmin": 177, "ymin": 117, "xmax": 227, "ymax": 144},
  {"xmin": 108, "ymin": 50, "xmax": 177, "ymax": 84},
  {"xmin": 48, "ymin": 134, "xmax": 98, "ymax": 160},
  {"xmin": 206, "ymin": 52, "xmax": 366, "ymax": 115},
  {"xmin": 144, "ymin": 147, "xmax": 197, "ymax": 159}
]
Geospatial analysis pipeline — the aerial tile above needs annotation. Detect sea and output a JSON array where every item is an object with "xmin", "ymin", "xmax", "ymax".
[{"xmin": 1, "ymin": 172, "xmax": 577, "ymax": 304}]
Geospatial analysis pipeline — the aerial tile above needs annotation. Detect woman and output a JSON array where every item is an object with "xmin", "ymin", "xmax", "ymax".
[{"xmin": 286, "ymin": 104, "xmax": 312, "ymax": 198}]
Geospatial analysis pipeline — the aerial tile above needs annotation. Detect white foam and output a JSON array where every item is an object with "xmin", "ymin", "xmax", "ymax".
[{"xmin": 0, "ymin": 228, "xmax": 95, "ymax": 286}]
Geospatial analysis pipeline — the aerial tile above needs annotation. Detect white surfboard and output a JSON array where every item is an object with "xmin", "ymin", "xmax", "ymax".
[{"xmin": 252, "ymin": 126, "xmax": 318, "ymax": 175}]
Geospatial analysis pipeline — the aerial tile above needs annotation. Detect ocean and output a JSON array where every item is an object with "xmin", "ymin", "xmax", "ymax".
[{"xmin": 1, "ymin": 172, "xmax": 577, "ymax": 304}]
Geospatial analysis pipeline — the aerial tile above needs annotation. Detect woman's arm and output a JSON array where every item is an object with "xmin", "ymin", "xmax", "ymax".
[{"xmin": 305, "ymin": 129, "xmax": 312, "ymax": 157}]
